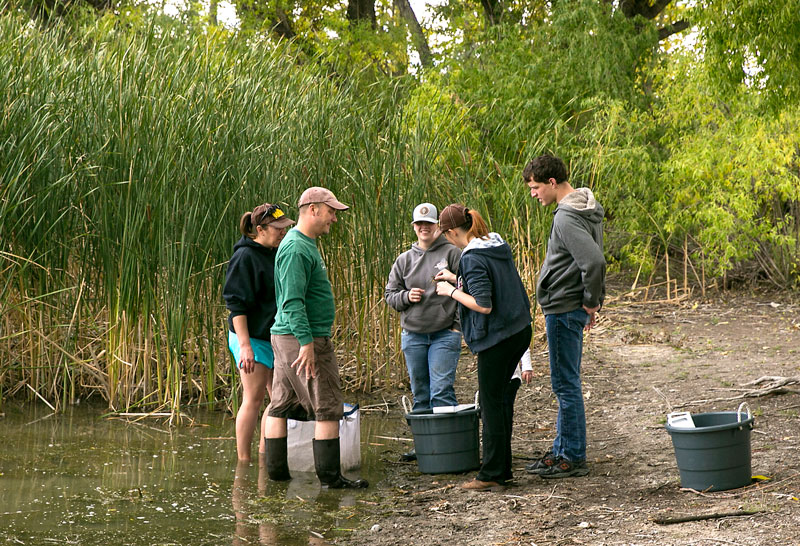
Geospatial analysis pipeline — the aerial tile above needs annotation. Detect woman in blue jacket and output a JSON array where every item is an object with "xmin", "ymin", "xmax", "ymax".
[
  {"xmin": 435, "ymin": 204, "xmax": 532, "ymax": 490},
  {"xmin": 223, "ymin": 203, "xmax": 295, "ymax": 462}
]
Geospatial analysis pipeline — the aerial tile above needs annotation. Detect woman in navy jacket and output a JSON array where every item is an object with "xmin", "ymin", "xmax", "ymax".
[
  {"xmin": 435, "ymin": 204, "xmax": 532, "ymax": 490},
  {"xmin": 223, "ymin": 203, "xmax": 295, "ymax": 461}
]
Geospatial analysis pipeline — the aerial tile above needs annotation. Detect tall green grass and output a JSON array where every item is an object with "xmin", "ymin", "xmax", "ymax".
[{"xmin": 0, "ymin": 12, "xmax": 554, "ymax": 411}]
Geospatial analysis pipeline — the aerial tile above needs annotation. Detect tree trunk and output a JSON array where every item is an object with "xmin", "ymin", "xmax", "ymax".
[
  {"xmin": 22, "ymin": 0, "xmax": 113, "ymax": 20},
  {"xmin": 209, "ymin": 0, "xmax": 218, "ymax": 25},
  {"xmin": 236, "ymin": 1, "xmax": 297, "ymax": 40},
  {"xmin": 480, "ymin": 0, "xmax": 502, "ymax": 25},
  {"xmin": 395, "ymin": 0, "xmax": 433, "ymax": 68},
  {"xmin": 270, "ymin": 5, "xmax": 297, "ymax": 40},
  {"xmin": 346, "ymin": 0, "xmax": 377, "ymax": 29}
]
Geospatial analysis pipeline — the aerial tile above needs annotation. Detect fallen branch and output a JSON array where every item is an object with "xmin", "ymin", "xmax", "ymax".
[
  {"xmin": 411, "ymin": 484, "xmax": 455, "ymax": 496},
  {"xmin": 679, "ymin": 486, "xmax": 738, "ymax": 498},
  {"xmin": 679, "ymin": 472, "xmax": 800, "ymax": 499},
  {"xmin": 674, "ymin": 375, "xmax": 800, "ymax": 408},
  {"xmin": 743, "ymin": 375, "xmax": 800, "ymax": 388},
  {"xmin": 374, "ymin": 435, "xmax": 413, "ymax": 443},
  {"xmin": 652, "ymin": 509, "xmax": 763, "ymax": 525}
]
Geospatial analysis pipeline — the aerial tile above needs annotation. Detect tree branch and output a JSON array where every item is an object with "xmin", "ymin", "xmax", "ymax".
[
  {"xmin": 395, "ymin": 0, "xmax": 433, "ymax": 68},
  {"xmin": 653, "ymin": 510, "xmax": 764, "ymax": 525},
  {"xmin": 640, "ymin": 0, "xmax": 674, "ymax": 20},
  {"xmin": 657, "ymin": 20, "xmax": 690, "ymax": 41},
  {"xmin": 619, "ymin": 0, "xmax": 637, "ymax": 18}
]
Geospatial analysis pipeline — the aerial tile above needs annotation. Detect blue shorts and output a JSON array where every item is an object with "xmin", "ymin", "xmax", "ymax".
[{"xmin": 228, "ymin": 330, "xmax": 275, "ymax": 369}]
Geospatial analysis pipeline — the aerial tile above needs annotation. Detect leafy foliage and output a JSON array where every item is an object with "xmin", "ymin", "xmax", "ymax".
[
  {"xmin": 697, "ymin": 0, "xmax": 800, "ymax": 108},
  {"xmin": 2, "ymin": 0, "xmax": 799, "ymax": 408},
  {"xmin": 652, "ymin": 51, "xmax": 800, "ymax": 282}
]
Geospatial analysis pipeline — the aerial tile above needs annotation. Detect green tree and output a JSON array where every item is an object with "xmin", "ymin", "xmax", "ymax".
[{"xmin": 697, "ymin": 0, "xmax": 800, "ymax": 107}]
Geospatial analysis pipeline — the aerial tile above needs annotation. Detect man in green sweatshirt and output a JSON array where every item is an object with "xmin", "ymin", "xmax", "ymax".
[{"xmin": 263, "ymin": 186, "xmax": 368, "ymax": 489}]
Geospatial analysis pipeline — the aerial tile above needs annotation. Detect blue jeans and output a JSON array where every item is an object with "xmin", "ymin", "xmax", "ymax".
[
  {"xmin": 546, "ymin": 309, "xmax": 589, "ymax": 462},
  {"xmin": 400, "ymin": 328, "xmax": 461, "ymax": 410}
]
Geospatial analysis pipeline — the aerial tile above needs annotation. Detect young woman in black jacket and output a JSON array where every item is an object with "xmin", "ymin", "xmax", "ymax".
[
  {"xmin": 223, "ymin": 203, "xmax": 295, "ymax": 462},
  {"xmin": 435, "ymin": 204, "xmax": 532, "ymax": 490}
]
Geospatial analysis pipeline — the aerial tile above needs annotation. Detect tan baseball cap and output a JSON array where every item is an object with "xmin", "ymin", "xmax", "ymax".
[{"xmin": 297, "ymin": 187, "xmax": 349, "ymax": 210}]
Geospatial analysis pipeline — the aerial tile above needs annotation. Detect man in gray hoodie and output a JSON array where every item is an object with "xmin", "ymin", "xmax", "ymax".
[{"xmin": 522, "ymin": 154, "xmax": 606, "ymax": 479}]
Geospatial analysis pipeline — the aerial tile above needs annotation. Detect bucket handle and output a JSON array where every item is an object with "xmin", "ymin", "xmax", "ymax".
[
  {"xmin": 737, "ymin": 402, "xmax": 751, "ymax": 423},
  {"xmin": 401, "ymin": 395, "xmax": 412, "ymax": 415}
]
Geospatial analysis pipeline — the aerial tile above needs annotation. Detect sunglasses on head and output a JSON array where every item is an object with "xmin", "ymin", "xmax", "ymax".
[{"xmin": 256, "ymin": 204, "xmax": 285, "ymax": 226}]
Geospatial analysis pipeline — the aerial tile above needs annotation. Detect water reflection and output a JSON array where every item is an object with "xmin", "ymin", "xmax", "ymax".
[
  {"xmin": 0, "ymin": 403, "xmax": 391, "ymax": 545},
  {"xmin": 232, "ymin": 461, "xmax": 331, "ymax": 545}
]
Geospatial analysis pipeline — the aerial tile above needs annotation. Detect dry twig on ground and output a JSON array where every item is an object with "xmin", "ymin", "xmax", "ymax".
[
  {"xmin": 652, "ymin": 509, "xmax": 764, "ymax": 525},
  {"xmin": 675, "ymin": 375, "xmax": 800, "ymax": 408}
]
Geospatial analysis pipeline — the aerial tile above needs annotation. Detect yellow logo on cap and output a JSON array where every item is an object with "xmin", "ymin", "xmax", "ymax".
[{"xmin": 272, "ymin": 209, "xmax": 284, "ymax": 219}]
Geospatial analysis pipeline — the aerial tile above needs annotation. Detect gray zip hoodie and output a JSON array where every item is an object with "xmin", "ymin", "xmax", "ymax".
[
  {"xmin": 537, "ymin": 187, "xmax": 606, "ymax": 315},
  {"xmin": 385, "ymin": 234, "xmax": 461, "ymax": 333}
]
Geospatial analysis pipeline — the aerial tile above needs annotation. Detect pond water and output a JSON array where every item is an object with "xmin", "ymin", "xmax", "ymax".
[{"xmin": 0, "ymin": 403, "xmax": 395, "ymax": 545}]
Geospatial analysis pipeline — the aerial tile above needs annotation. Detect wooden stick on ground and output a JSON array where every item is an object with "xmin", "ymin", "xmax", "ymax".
[
  {"xmin": 652, "ymin": 509, "xmax": 764, "ymax": 525},
  {"xmin": 675, "ymin": 375, "xmax": 800, "ymax": 408},
  {"xmin": 743, "ymin": 376, "xmax": 800, "ymax": 388}
]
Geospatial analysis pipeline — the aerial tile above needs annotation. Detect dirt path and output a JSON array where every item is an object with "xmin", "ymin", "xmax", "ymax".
[{"xmin": 345, "ymin": 289, "xmax": 800, "ymax": 545}]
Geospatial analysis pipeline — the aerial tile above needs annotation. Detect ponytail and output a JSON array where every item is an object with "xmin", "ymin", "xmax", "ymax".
[
  {"xmin": 239, "ymin": 212, "xmax": 257, "ymax": 238},
  {"xmin": 465, "ymin": 208, "xmax": 489, "ymax": 239}
]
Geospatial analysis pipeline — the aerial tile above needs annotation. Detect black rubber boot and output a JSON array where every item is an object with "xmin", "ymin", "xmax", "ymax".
[
  {"xmin": 264, "ymin": 437, "xmax": 291, "ymax": 481},
  {"xmin": 399, "ymin": 449, "xmax": 417, "ymax": 462},
  {"xmin": 312, "ymin": 438, "xmax": 368, "ymax": 489}
]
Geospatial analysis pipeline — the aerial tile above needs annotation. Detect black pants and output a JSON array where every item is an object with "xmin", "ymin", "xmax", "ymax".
[
  {"xmin": 476, "ymin": 325, "xmax": 532, "ymax": 483},
  {"xmin": 503, "ymin": 377, "xmax": 522, "ymax": 479}
]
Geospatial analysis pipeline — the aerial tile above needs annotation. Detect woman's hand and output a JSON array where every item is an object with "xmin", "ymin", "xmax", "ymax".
[
  {"xmin": 436, "ymin": 281, "xmax": 455, "ymax": 297},
  {"xmin": 238, "ymin": 345, "xmax": 256, "ymax": 374},
  {"xmin": 434, "ymin": 269, "xmax": 456, "ymax": 283},
  {"xmin": 521, "ymin": 370, "xmax": 534, "ymax": 384}
]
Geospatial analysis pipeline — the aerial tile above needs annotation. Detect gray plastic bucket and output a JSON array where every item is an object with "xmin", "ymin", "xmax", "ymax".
[
  {"xmin": 665, "ymin": 408, "xmax": 754, "ymax": 492},
  {"xmin": 405, "ymin": 408, "xmax": 480, "ymax": 474}
]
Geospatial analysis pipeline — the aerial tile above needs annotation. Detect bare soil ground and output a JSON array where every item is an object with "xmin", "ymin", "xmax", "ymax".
[{"xmin": 345, "ymin": 286, "xmax": 800, "ymax": 546}]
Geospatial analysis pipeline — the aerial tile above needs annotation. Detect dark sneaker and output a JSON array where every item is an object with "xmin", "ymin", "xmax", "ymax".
[
  {"xmin": 538, "ymin": 457, "xmax": 590, "ymax": 479},
  {"xmin": 525, "ymin": 450, "xmax": 556, "ymax": 475}
]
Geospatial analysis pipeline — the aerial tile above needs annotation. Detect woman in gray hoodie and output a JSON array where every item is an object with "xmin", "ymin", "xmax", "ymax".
[{"xmin": 385, "ymin": 203, "xmax": 463, "ymax": 423}]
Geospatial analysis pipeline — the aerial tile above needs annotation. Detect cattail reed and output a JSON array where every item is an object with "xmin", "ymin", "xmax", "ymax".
[{"xmin": 0, "ymin": 12, "xmax": 551, "ymax": 413}]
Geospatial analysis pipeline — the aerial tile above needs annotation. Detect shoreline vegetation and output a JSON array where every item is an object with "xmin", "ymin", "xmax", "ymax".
[{"xmin": 2, "ymin": 5, "xmax": 798, "ymax": 414}]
